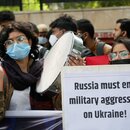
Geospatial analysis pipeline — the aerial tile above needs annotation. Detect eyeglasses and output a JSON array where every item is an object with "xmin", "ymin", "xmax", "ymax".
[
  {"xmin": 109, "ymin": 50, "xmax": 130, "ymax": 61},
  {"xmin": 4, "ymin": 35, "xmax": 27, "ymax": 46}
]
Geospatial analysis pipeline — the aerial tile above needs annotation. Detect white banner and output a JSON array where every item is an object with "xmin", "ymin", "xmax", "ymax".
[
  {"xmin": 61, "ymin": 65, "xmax": 130, "ymax": 130},
  {"xmin": 0, "ymin": 111, "xmax": 62, "ymax": 130}
]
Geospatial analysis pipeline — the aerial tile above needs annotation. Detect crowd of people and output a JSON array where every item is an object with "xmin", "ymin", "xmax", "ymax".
[{"xmin": 0, "ymin": 10, "xmax": 130, "ymax": 121}]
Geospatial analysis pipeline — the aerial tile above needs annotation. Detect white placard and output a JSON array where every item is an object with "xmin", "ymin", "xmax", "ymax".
[{"xmin": 61, "ymin": 65, "xmax": 130, "ymax": 130}]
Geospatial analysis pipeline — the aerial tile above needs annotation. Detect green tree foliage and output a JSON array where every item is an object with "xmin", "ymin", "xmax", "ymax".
[
  {"xmin": 0, "ymin": 6, "xmax": 19, "ymax": 11},
  {"xmin": 63, "ymin": 0, "xmax": 130, "ymax": 9},
  {"xmin": 0, "ymin": 0, "xmax": 130, "ymax": 11},
  {"xmin": 22, "ymin": 0, "xmax": 40, "ymax": 11}
]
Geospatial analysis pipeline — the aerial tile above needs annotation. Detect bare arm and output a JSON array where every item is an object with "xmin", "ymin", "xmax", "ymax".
[
  {"xmin": 0, "ymin": 66, "xmax": 13, "ymax": 121},
  {"xmin": 0, "ymin": 66, "xmax": 5, "ymax": 121},
  {"xmin": 0, "ymin": 66, "xmax": 4, "ymax": 91}
]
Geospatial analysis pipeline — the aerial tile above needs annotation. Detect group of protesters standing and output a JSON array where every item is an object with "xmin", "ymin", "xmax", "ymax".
[{"xmin": 0, "ymin": 10, "xmax": 130, "ymax": 121}]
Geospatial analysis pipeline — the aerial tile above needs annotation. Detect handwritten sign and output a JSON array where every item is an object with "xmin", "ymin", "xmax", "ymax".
[{"xmin": 61, "ymin": 65, "xmax": 130, "ymax": 130}]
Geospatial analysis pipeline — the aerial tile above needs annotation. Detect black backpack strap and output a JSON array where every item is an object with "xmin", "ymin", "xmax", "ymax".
[{"xmin": 96, "ymin": 42, "xmax": 105, "ymax": 55}]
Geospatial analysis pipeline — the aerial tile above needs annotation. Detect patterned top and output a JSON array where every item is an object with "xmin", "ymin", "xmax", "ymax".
[{"xmin": 0, "ymin": 67, "xmax": 13, "ymax": 121}]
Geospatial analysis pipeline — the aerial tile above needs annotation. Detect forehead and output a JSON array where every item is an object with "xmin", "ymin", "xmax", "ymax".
[
  {"xmin": 51, "ymin": 27, "xmax": 61, "ymax": 33},
  {"xmin": 113, "ymin": 43, "xmax": 128, "ymax": 52},
  {"xmin": 8, "ymin": 31, "xmax": 25, "ymax": 39},
  {"xmin": 0, "ymin": 21, "xmax": 11, "ymax": 27}
]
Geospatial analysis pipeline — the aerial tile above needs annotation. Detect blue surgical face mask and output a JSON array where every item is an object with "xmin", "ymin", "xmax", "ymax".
[
  {"xmin": 38, "ymin": 37, "xmax": 48, "ymax": 45},
  {"xmin": 6, "ymin": 42, "xmax": 31, "ymax": 60}
]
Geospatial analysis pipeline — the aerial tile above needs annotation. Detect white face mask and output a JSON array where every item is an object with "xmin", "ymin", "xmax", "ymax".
[{"xmin": 49, "ymin": 34, "xmax": 58, "ymax": 46}]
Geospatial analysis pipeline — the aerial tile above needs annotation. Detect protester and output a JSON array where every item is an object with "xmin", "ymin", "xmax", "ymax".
[
  {"xmin": 37, "ymin": 24, "xmax": 49, "ymax": 48},
  {"xmin": 0, "ymin": 21, "xmax": 44, "ymax": 121},
  {"xmin": 76, "ymin": 19, "xmax": 95, "ymax": 57},
  {"xmin": 109, "ymin": 38, "xmax": 130, "ymax": 64},
  {"xmin": 113, "ymin": 18, "xmax": 130, "ymax": 40},
  {"xmin": 68, "ymin": 18, "xmax": 112, "ymax": 66},
  {"xmin": 47, "ymin": 14, "xmax": 78, "ymax": 109},
  {"xmin": 49, "ymin": 14, "xmax": 77, "ymax": 47},
  {"xmin": 0, "ymin": 10, "xmax": 15, "ymax": 30},
  {"xmin": 0, "ymin": 10, "xmax": 16, "ymax": 60},
  {"xmin": 76, "ymin": 18, "xmax": 112, "ymax": 56},
  {"xmin": 28, "ymin": 22, "xmax": 49, "ymax": 59}
]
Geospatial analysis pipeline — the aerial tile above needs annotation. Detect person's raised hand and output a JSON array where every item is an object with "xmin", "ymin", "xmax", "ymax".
[{"xmin": 68, "ymin": 55, "xmax": 86, "ymax": 66}]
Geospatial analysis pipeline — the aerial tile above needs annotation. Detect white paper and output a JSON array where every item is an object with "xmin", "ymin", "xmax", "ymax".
[{"xmin": 61, "ymin": 65, "xmax": 130, "ymax": 130}]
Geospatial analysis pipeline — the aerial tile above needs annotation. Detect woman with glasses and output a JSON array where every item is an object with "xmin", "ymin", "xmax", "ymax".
[
  {"xmin": 0, "ymin": 21, "xmax": 44, "ymax": 121},
  {"xmin": 109, "ymin": 38, "xmax": 130, "ymax": 64}
]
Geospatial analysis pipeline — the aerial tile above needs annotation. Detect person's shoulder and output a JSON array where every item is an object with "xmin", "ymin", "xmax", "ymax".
[
  {"xmin": 97, "ymin": 41, "xmax": 112, "ymax": 55},
  {"xmin": 0, "ymin": 65, "xmax": 4, "ymax": 73},
  {"xmin": 103, "ymin": 43, "xmax": 112, "ymax": 54},
  {"xmin": 96, "ymin": 41, "xmax": 105, "ymax": 55},
  {"xmin": 104, "ymin": 43, "xmax": 112, "ymax": 48}
]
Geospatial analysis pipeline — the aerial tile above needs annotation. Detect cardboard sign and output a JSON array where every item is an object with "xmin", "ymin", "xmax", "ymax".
[{"xmin": 61, "ymin": 65, "xmax": 130, "ymax": 130}]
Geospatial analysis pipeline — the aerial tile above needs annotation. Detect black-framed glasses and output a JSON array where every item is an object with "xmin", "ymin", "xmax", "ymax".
[
  {"xmin": 109, "ymin": 50, "xmax": 130, "ymax": 61},
  {"xmin": 4, "ymin": 35, "xmax": 27, "ymax": 46}
]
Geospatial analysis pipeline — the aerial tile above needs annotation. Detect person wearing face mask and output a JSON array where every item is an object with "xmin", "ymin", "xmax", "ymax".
[
  {"xmin": 28, "ymin": 22, "xmax": 49, "ymax": 59},
  {"xmin": 37, "ymin": 24, "xmax": 49, "ymax": 47},
  {"xmin": 0, "ymin": 21, "xmax": 51, "ymax": 121},
  {"xmin": 76, "ymin": 19, "xmax": 95, "ymax": 58},
  {"xmin": 109, "ymin": 38, "xmax": 130, "ymax": 64},
  {"xmin": 68, "ymin": 19, "xmax": 112, "ymax": 66},
  {"xmin": 49, "ymin": 14, "xmax": 77, "ymax": 47},
  {"xmin": 46, "ymin": 14, "xmax": 82, "ymax": 110},
  {"xmin": 76, "ymin": 18, "xmax": 112, "ymax": 56}
]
